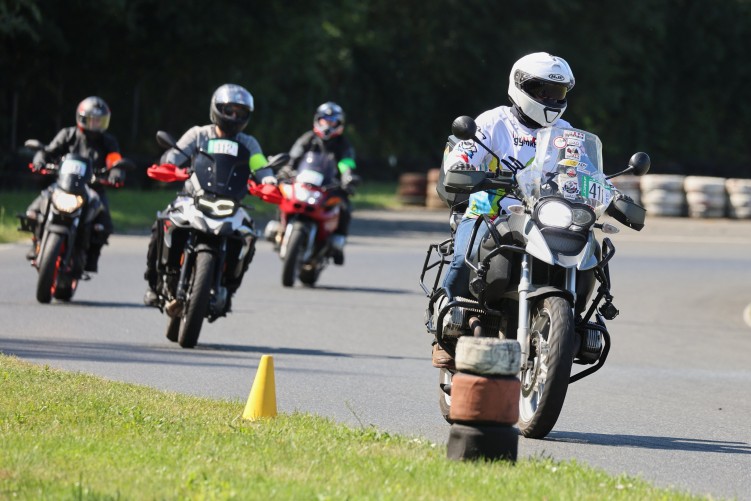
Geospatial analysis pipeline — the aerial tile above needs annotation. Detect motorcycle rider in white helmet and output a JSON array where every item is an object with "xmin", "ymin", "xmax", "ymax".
[{"xmin": 432, "ymin": 52, "xmax": 576, "ymax": 369}]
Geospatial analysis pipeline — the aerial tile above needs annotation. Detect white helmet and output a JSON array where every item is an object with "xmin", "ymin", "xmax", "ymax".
[{"xmin": 508, "ymin": 52, "xmax": 575, "ymax": 128}]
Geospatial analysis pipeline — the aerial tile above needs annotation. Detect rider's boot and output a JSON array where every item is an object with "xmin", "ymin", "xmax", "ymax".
[
  {"xmin": 432, "ymin": 340, "xmax": 455, "ymax": 369},
  {"xmin": 331, "ymin": 233, "xmax": 346, "ymax": 265},
  {"xmin": 143, "ymin": 269, "xmax": 159, "ymax": 307}
]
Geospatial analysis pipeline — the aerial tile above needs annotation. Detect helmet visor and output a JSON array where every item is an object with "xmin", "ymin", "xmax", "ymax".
[
  {"xmin": 78, "ymin": 113, "xmax": 110, "ymax": 132},
  {"xmin": 522, "ymin": 79, "xmax": 568, "ymax": 103},
  {"xmin": 219, "ymin": 103, "xmax": 250, "ymax": 121}
]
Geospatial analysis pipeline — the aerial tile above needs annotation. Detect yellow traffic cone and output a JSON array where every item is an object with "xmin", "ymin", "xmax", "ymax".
[{"xmin": 242, "ymin": 355, "xmax": 277, "ymax": 420}]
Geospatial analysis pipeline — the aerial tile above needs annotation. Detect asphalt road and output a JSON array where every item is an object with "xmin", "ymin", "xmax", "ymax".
[{"xmin": 1, "ymin": 209, "xmax": 750, "ymax": 500}]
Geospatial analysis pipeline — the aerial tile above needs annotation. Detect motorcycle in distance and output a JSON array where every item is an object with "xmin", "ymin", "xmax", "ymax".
[
  {"xmin": 249, "ymin": 151, "xmax": 357, "ymax": 287},
  {"xmin": 146, "ymin": 131, "xmax": 286, "ymax": 348},
  {"xmin": 420, "ymin": 116, "xmax": 650, "ymax": 439},
  {"xmin": 17, "ymin": 139, "xmax": 132, "ymax": 304}
]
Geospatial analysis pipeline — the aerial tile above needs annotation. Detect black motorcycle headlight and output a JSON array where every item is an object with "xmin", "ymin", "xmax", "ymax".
[{"xmin": 197, "ymin": 196, "xmax": 237, "ymax": 217}]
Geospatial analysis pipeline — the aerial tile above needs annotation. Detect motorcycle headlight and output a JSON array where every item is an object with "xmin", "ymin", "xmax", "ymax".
[
  {"xmin": 293, "ymin": 184, "xmax": 320, "ymax": 204},
  {"xmin": 537, "ymin": 200, "xmax": 573, "ymax": 228},
  {"xmin": 197, "ymin": 197, "xmax": 237, "ymax": 217},
  {"xmin": 51, "ymin": 190, "xmax": 84, "ymax": 213}
]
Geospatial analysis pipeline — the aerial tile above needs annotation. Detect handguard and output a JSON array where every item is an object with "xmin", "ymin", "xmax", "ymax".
[
  {"xmin": 606, "ymin": 195, "xmax": 646, "ymax": 231},
  {"xmin": 147, "ymin": 163, "xmax": 189, "ymax": 182},
  {"xmin": 248, "ymin": 179, "xmax": 283, "ymax": 205}
]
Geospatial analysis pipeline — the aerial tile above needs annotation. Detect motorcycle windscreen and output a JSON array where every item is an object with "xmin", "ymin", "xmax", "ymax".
[
  {"xmin": 56, "ymin": 157, "xmax": 91, "ymax": 195},
  {"xmin": 193, "ymin": 139, "xmax": 251, "ymax": 199},
  {"xmin": 296, "ymin": 151, "xmax": 337, "ymax": 187}
]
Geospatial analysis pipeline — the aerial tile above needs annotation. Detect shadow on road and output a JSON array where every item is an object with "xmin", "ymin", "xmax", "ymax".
[
  {"xmin": 546, "ymin": 430, "xmax": 751, "ymax": 455},
  {"xmin": 0, "ymin": 337, "xmax": 424, "ymax": 370}
]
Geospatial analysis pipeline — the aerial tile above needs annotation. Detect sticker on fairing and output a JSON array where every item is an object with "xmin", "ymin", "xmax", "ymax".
[
  {"xmin": 565, "ymin": 146, "xmax": 581, "ymax": 160},
  {"xmin": 580, "ymin": 175, "xmax": 612, "ymax": 205},
  {"xmin": 554, "ymin": 136, "xmax": 567, "ymax": 148},
  {"xmin": 297, "ymin": 169, "xmax": 325, "ymax": 186},
  {"xmin": 566, "ymin": 138, "xmax": 583, "ymax": 147},
  {"xmin": 557, "ymin": 159, "xmax": 579, "ymax": 167},
  {"xmin": 207, "ymin": 139, "xmax": 239, "ymax": 156},
  {"xmin": 60, "ymin": 159, "xmax": 88, "ymax": 177},
  {"xmin": 562, "ymin": 179, "xmax": 580, "ymax": 199},
  {"xmin": 564, "ymin": 130, "xmax": 585, "ymax": 141}
]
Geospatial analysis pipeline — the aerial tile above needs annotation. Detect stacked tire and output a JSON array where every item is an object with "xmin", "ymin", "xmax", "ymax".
[
  {"xmin": 397, "ymin": 172, "xmax": 427, "ymax": 206},
  {"xmin": 684, "ymin": 176, "xmax": 727, "ymax": 218},
  {"xmin": 446, "ymin": 337, "xmax": 521, "ymax": 462},
  {"xmin": 640, "ymin": 174, "xmax": 686, "ymax": 217},
  {"xmin": 425, "ymin": 168, "xmax": 445, "ymax": 209},
  {"xmin": 725, "ymin": 178, "xmax": 751, "ymax": 219}
]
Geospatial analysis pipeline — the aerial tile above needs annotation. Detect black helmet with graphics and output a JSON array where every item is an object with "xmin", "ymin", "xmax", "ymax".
[{"xmin": 76, "ymin": 96, "xmax": 111, "ymax": 133}]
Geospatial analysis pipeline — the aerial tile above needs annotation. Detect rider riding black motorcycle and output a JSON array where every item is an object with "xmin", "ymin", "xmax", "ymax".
[
  {"xmin": 25, "ymin": 96, "xmax": 124, "ymax": 273},
  {"xmin": 143, "ymin": 83, "xmax": 274, "ymax": 307}
]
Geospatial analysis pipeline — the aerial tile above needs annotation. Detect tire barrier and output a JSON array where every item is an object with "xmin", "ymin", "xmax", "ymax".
[
  {"xmin": 726, "ymin": 178, "xmax": 751, "ymax": 219},
  {"xmin": 396, "ymin": 172, "xmax": 427, "ymax": 206},
  {"xmin": 425, "ymin": 168, "xmax": 445, "ymax": 209},
  {"xmin": 447, "ymin": 337, "xmax": 520, "ymax": 462},
  {"xmin": 684, "ymin": 176, "xmax": 727, "ymax": 218},
  {"xmin": 639, "ymin": 174, "xmax": 687, "ymax": 217}
]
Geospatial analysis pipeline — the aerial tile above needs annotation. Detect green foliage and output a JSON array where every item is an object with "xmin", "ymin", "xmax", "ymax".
[
  {"xmin": 0, "ymin": 354, "xmax": 702, "ymax": 500},
  {"xmin": 2, "ymin": 0, "xmax": 751, "ymax": 182}
]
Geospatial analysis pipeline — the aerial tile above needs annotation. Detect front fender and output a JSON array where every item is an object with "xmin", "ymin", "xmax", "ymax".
[{"xmin": 527, "ymin": 286, "xmax": 574, "ymax": 307}]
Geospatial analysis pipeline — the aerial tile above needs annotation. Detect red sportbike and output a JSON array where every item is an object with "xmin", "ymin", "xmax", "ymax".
[{"xmin": 249, "ymin": 152, "xmax": 347, "ymax": 287}]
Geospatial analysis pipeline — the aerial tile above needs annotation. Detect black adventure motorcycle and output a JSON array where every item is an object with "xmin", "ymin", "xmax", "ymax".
[
  {"xmin": 146, "ymin": 131, "xmax": 285, "ymax": 348},
  {"xmin": 18, "ymin": 140, "xmax": 132, "ymax": 303},
  {"xmin": 420, "ymin": 116, "xmax": 650, "ymax": 438}
]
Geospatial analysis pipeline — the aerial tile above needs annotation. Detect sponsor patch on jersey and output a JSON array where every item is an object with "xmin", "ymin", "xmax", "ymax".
[
  {"xmin": 207, "ymin": 139, "xmax": 239, "ymax": 156},
  {"xmin": 566, "ymin": 167, "xmax": 577, "ymax": 177},
  {"xmin": 566, "ymin": 138, "xmax": 583, "ymax": 147},
  {"xmin": 553, "ymin": 136, "xmax": 567, "ymax": 149},
  {"xmin": 514, "ymin": 133, "xmax": 536, "ymax": 147}
]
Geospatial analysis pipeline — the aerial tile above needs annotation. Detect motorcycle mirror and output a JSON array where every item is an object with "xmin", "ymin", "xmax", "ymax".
[
  {"xmin": 266, "ymin": 153, "xmax": 291, "ymax": 170},
  {"xmin": 605, "ymin": 152, "xmax": 651, "ymax": 180},
  {"xmin": 24, "ymin": 139, "xmax": 44, "ymax": 151},
  {"xmin": 629, "ymin": 152, "xmax": 651, "ymax": 176},
  {"xmin": 451, "ymin": 116, "xmax": 477, "ymax": 141},
  {"xmin": 156, "ymin": 130, "xmax": 178, "ymax": 150}
]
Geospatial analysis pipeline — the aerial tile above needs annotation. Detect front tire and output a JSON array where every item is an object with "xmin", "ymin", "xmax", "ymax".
[
  {"xmin": 518, "ymin": 296, "xmax": 576, "ymax": 439},
  {"xmin": 281, "ymin": 227, "xmax": 306, "ymax": 287},
  {"xmin": 36, "ymin": 233, "xmax": 64, "ymax": 304},
  {"xmin": 178, "ymin": 251, "xmax": 215, "ymax": 348},
  {"xmin": 438, "ymin": 368, "xmax": 454, "ymax": 424}
]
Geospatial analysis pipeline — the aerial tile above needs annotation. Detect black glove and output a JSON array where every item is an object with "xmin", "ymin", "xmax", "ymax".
[
  {"xmin": 449, "ymin": 161, "xmax": 474, "ymax": 171},
  {"xmin": 108, "ymin": 167, "xmax": 125, "ymax": 186},
  {"xmin": 616, "ymin": 191, "xmax": 634, "ymax": 203}
]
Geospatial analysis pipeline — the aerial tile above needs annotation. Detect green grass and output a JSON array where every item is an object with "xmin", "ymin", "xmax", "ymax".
[
  {"xmin": 0, "ymin": 182, "xmax": 402, "ymax": 244},
  {"xmin": 0, "ymin": 354, "xmax": 703, "ymax": 500}
]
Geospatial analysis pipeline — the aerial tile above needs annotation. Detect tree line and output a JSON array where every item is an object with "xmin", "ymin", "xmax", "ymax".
[{"xmin": 2, "ymin": 0, "xmax": 750, "ymax": 189}]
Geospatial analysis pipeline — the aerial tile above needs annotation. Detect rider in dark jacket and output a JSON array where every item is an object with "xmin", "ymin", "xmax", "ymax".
[
  {"xmin": 277, "ymin": 101, "xmax": 357, "ymax": 263},
  {"xmin": 143, "ymin": 83, "xmax": 274, "ymax": 306},
  {"xmin": 26, "ymin": 96, "xmax": 124, "ymax": 272}
]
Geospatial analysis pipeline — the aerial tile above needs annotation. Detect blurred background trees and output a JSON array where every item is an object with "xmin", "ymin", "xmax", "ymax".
[{"xmin": 2, "ymin": 0, "xmax": 751, "ymax": 188}]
